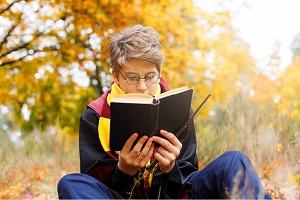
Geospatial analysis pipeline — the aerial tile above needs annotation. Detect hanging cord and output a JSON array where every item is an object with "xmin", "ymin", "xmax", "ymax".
[
  {"xmin": 157, "ymin": 184, "xmax": 162, "ymax": 200},
  {"xmin": 127, "ymin": 170, "xmax": 143, "ymax": 199},
  {"xmin": 127, "ymin": 161, "xmax": 162, "ymax": 199}
]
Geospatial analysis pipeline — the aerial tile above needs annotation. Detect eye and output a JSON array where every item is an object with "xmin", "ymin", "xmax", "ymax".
[
  {"xmin": 145, "ymin": 72, "xmax": 157, "ymax": 81},
  {"xmin": 127, "ymin": 73, "xmax": 139, "ymax": 81}
]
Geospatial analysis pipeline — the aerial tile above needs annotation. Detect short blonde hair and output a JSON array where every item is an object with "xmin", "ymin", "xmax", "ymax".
[{"xmin": 109, "ymin": 25, "xmax": 163, "ymax": 72}]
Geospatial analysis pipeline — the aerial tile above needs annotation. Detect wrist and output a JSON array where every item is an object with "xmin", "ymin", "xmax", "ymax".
[
  {"xmin": 162, "ymin": 161, "xmax": 175, "ymax": 174},
  {"xmin": 118, "ymin": 161, "xmax": 137, "ymax": 176}
]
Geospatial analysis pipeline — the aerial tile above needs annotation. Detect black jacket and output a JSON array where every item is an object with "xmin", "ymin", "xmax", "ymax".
[{"xmin": 79, "ymin": 87, "xmax": 198, "ymax": 198}]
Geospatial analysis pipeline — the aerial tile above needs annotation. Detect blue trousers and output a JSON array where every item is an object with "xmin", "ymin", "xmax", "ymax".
[{"xmin": 57, "ymin": 151, "xmax": 271, "ymax": 199}]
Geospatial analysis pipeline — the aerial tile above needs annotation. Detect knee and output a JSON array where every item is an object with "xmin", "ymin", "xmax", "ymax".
[
  {"xmin": 218, "ymin": 150, "xmax": 253, "ymax": 171},
  {"xmin": 57, "ymin": 173, "xmax": 114, "ymax": 199},
  {"xmin": 222, "ymin": 150, "xmax": 249, "ymax": 162},
  {"xmin": 57, "ymin": 173, "xmax": 79, "ymax": 191}
]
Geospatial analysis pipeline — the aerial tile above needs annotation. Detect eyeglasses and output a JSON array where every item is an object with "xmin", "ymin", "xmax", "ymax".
[{"xmin": 119, "ymin": 70, "xmax": 160, "ymax": 86}]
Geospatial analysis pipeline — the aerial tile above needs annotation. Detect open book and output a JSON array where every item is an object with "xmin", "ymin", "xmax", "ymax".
[{"xmin": 110, "ymin": 87, "xmax": 193, "ymax": 151}]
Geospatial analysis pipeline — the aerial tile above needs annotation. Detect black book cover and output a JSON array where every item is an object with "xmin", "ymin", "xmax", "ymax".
[
  {"xmin": 110, "ymin": 102, "xmax": 159, "ymax": 151},
  {"xmin": 109, "ymin": 88, "xmax": 193, "ymax": 151},
  {"xmin": 158, "ymin": 89, "xmax": 193, "ymax": 137}
]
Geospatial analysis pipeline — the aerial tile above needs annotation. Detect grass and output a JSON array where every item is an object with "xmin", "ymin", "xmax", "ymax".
[
  {"xmin": 196, "ymin": 93, "xmax": 300, "ymax": 199},
  {"xmin": 0, "ymin": 129, "xmax": 79, "ymax": 199},
  {"xmin": 0, "ymin": 94, "xmax": 299, "ymax": 199}
]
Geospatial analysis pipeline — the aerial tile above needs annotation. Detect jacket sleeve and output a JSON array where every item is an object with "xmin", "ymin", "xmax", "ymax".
[
  {"xmin": 79, "ymin": 108, "xmax": 106, "ymax": 173},
  {"xmin": 79, "ymin": 108, "xmax": 134, "ymax": 195},
  {"xmin": 150, "ymin": 110, "xmax": 199, "ymax": 198}
]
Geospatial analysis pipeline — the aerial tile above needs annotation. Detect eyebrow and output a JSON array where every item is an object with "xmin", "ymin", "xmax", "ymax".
[{"xmin": 123, "ymin": 70, "xmax": 158, "ymax": 76}]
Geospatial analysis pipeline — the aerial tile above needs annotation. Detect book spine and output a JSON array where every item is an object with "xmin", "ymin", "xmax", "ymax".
[{"xmin": 152, "ymin": 101, "xmax": 160, "ymax": 136}]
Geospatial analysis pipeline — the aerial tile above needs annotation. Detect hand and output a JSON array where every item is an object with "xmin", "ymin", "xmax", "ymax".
[
  {"xmin": 152, "ymin": 130, "xmax": 182, "ymax": 173},
  {"xmin": 118, "ymin": 133, "xmax": 155, "ymax": 176}
]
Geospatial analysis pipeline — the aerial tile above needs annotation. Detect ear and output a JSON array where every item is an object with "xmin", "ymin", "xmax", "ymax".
[{"xmin": 112, "ymin": 72, "xmax": 119, "ymax": 84}]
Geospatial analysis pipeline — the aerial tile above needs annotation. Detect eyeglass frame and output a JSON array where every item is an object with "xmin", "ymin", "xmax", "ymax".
[{"xmin": 117, "ymin": 69, "xmax": 160, "ymax": 86}]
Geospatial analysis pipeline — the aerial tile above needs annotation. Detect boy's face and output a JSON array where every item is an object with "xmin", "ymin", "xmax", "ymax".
[{"xmin": 113, "ymin": 58, "xmax": 160, "ymax": 95}]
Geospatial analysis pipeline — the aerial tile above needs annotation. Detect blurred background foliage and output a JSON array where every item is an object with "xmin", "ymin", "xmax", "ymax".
[{"xmin": 0, "ymin": 0, "xmax": 300, "ymax": 198}]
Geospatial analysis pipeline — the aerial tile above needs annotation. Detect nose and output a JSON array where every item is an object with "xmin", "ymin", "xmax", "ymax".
[{"xmin": 136, "ymin": 79, "xmax": 148, "ymax": 93}]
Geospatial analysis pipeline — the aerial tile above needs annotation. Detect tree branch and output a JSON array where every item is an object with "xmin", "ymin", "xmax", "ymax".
[
  {"xmin": 0, "ymin": 14, "xmax": 22, "ymax": 51},
  {"xmin": 0, "ymin": 40, "xmax": 31, "ymax": 59},
  {"xmin": 0, "ymin": 0, "xmax": 23, "ymax": 15},
  {"xmin": 0, "ymin": 2, "xmax": 67, "ymax": 59},
  {"xmin": 92, "ymin": 62, "xmax": 103, "ymax": 95},
  {"xmin": 0, "ymin": 24, "xmax": 17, "ymax": 49},
  {"xmin": 0, "ymin": 48, "xmax": 58, "ymax": 67},
  {"xmin": 0, "ymin": 30, "xmax": 44, "ymax": 59}
]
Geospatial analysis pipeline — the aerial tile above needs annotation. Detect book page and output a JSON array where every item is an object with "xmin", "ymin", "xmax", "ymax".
[
  {"xmin": 155, "ymin": 86, "xmax": 189, "ymax": 99},
  {"xmin": 111, "ymin": 93, "xmax": 154, "ymax": 104}
]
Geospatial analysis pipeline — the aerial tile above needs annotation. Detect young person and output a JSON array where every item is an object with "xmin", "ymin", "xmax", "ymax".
[{"xmin": 57, "ymin": 25, "xmax": 271, "ymax": 199}]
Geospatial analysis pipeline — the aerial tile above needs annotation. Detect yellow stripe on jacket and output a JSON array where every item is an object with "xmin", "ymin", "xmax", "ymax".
[{"xmin": 98, "ymin": 83, "xmax": 125, "ymax": 152}]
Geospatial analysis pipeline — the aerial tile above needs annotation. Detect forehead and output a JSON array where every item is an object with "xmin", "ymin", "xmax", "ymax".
[{"xmin": 123, "ymin": 58, "xmax": 157, "ymax": 73}]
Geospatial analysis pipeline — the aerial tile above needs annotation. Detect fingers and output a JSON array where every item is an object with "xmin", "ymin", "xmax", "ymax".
[
  {"xmin": 122, "ymin": 133, "xmax": 138, "ymax": 153},
  {"xmin": 152, "ymin": 133, "xmax": 181, "ymax": 157},
  {"xmin": 130, "ymin": 136, "xmax": 155, "ymax": 169},
  {"xmin": 151, "ymin": 130, "xmax": 182, "ymax": 173},
  {"xmin": 139, "ymin": 137, "xmax": 153, "ymax": 157},
  {"xmin": 160, "ymin": 130, "xmax": 182, "ymax": 149},
  {"xmin": 155, "ymin": 146, "xmax": 176, "ymax": 162},
  {"xmin": 153, "ymin": 149, "xmax": 175, "ymax": 173},
  {"xmin": 154, "ymin": 150, "xmax": 170, "ymax": 166},
  {"xmin": 119, "ymin": 134, "xmax": 153, "ymax": 176},
  {"xmin": 134, "ymin": 137, "xmax": 154, "ymax": 164},
  {"xmin": 121, "ymin": 130, "xmax": 183, "ymax": 174},
  {"xmin": 140, "ymin": 144, "xmax": 155, "ymax": 164},
  {"xmin": 132, "ymin": 135, "xmax": 148, "ymax": 154}
]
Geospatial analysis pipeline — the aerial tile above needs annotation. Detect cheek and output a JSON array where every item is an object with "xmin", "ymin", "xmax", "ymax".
[
  {"xmin": 119, "ymin": 82, "xmax": 136, "ymax": 93},
  {"xmin": 148, "ymin": 84, "xmax": 160, "ymax": 95}
]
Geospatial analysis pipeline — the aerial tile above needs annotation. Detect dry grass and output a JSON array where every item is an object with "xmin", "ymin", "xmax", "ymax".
[
  {"xmin": 1, "ymin": 94, "xmax": 299, "ymax": 199},
  {"xmin": 196, "ymin": 93, "xmax": 300, "ymax": 199},
  {"xmin": 0, "ymin": 130, "xmax": 79, "ymax": 199}
]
